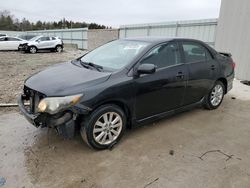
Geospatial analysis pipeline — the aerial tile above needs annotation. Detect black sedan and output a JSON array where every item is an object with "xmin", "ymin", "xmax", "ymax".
[{"xmin": 18, "ymin": 37, "xmax": 235, "ymax": 149}]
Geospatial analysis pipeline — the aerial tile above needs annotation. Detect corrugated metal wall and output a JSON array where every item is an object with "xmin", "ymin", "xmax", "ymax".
[
  {"xmin": 27, "ymin": 28, "xmax": 88, "ymax": 49},
  {"xmin": 1, "ymin": 19, "xmax": 218, "ymax": 50},
  {"xmin": 120, "ymin": 19, "xmax": 218, "ymax": 46},
  {"xmin": 0, "ymin": 30, "xmax": 24, "ymax": 37}
]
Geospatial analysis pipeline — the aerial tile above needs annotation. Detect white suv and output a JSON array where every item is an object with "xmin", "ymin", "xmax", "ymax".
[{"xmin": 19, "ymin": 36, "xmax": 63, "ymax": 53}]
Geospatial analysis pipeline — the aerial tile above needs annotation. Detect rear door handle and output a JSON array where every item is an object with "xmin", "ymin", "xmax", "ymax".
[
  {"xmin": 176, "ymin": 71, "xmax": 184, "ymax": 79},
  {"xmin": 211, "ymin": 65, "xmax": 215, "ymax": 70}
]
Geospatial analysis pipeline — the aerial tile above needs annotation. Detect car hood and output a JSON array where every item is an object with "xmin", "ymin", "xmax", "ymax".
[{"xmin": 25, "ymin": 61, "xmax": 112, "ymax": 96}]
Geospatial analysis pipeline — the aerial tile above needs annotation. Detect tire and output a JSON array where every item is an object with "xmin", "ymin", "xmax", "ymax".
[
  {"xmin": 80, "ymin": 104, "xmax": 126, "ymax": 150},
  {"xmin": 29, "ymin": 46, "xmax": 37, "ymax": 54},
  {"xmin": 203, "ymin": 81, "xmax": 225, "ymax": 110},
  {"xmin": 55, "ymin": 45, "xmax": 63, "ymax": 53}
]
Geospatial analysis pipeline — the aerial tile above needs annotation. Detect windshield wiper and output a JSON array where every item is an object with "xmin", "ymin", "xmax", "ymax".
[
  {"xmin": 87, "ymin": 62, "xmax": 103, "ymax": 72},
  {"xmin": 79, "ymin": 60, "xmax": 90, "ymax": 69},
  {"xmin": 79, "ymin": 60, "xmax": 103, "ymax": 72}
]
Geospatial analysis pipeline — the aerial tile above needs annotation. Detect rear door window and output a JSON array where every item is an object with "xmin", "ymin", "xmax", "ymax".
[{"xmin": 182, "ymin": 42, "xmax": 212, "ymax": 63}]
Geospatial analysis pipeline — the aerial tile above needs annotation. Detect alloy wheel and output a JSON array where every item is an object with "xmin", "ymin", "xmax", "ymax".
[
  {"xmin": 93, "ymin": 112, "xmax": 123, "ymax": 145},
  {"xmin": 30, "ymin": 47, "xmax": 37, "ymax": 54},
  {"xmin": 56, "ymin": 46, "xmax": 62, "ymax": 53},
  {"xmin": 210, "ymin": 84, "xmax": 224, "ymax": 106}
]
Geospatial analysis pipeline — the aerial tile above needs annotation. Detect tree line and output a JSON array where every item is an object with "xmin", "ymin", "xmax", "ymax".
[{"xmin": 0, "ymin": 10, "xmax": 111, "ymax": 31}]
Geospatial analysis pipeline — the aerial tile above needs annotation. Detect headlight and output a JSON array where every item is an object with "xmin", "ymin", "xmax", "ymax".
[{"xmin": 38, "ymin": 94, "xmax": 83, "ymax": 114}]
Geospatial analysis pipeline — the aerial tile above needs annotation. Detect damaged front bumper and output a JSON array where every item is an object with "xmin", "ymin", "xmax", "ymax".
[
  {"xmin": 18, "ymin": 94, "xmax": 77, "ymax": 138},
  {"xmin": 18, "ymin": 44, "xmax": 29, "ymax": 52}
]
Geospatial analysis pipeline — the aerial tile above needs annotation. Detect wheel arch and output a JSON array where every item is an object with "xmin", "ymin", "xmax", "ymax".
[
  {"xmin": 55, "ymin": 44, "xmax": 63, "ymax": 48},
  {"xmin": 217, "ymin": 77, "xmax": 227, "ymax": 94},
  {"xmin": 92, "ymin": 100, "xmax": 132, "ymax": 129},
  {"xmin": 29, "ymin": 45, "xmax": 37, "ymax": 49}
]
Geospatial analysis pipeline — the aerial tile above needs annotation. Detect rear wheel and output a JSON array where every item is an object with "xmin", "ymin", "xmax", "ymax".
[
  {"xmin": 55, "ymin": 45, "xmax": 63, "ymax": 53},
  {"xmin": 29, "ymin": 46, "xmax": 37, "ymax": 54},
  {"xmin": 80, "ymin": 104, "xmax": 126, "ymax": 150},
  {"xmin": 203, "ymin": 81, "xmax": 225, "ymax": 110}
]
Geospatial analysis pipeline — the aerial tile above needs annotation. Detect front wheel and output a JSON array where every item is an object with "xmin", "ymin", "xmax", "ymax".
[
  {"xmin": 29, "ymin": 46, "xmax": 37, "ymax": 54},
  {"xmin": 203, "ymin": 81, "xmax": 225, "ymax": 110},
  {"xmin": 80, "ymin": 104, "xmax": 126, "ymax": 150}
]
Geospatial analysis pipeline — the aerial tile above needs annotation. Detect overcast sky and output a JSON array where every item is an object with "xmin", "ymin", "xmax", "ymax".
[{"xmin": 1, "ymin": 0, "xmax": 221, "ymax": 27}]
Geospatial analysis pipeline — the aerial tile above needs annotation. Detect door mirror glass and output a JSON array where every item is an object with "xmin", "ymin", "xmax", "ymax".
[{"xmin": 137, "ymin": 64, "xmax": 156, "ymax": 75}]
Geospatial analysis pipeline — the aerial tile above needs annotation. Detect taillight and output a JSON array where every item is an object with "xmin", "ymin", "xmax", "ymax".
[{"xmin": 232, "ymin": 62, "xmax": 236, "ymax": 69}]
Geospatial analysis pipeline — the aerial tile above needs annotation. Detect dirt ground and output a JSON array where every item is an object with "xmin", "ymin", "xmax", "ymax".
[
  {"xmin": 0, "ymin": 77, "xmax": 250, "ymax": 188},
  {"xmin": 0, "ymin": 49, "xmax": 86, "ymax": 106}
]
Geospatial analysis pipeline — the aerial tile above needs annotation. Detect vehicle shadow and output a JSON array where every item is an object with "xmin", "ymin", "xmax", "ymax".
[{"xmin": 20, "ymin": 50, "xmax": 63, "ymax": 54}]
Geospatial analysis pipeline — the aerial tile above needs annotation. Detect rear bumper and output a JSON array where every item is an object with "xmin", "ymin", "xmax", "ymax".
[
  {"xmin": 227, "ymin": 73, "xmax": 234, "ymax": 93},
  {"xmin": 227, "ymin": 80, "xmax": 233, "ymax": 92}
]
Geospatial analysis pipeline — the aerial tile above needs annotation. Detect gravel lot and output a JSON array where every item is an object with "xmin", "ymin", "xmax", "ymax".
[{"xmin": 0, "ymin": 49, "xmax": 85, "ymax": 107}]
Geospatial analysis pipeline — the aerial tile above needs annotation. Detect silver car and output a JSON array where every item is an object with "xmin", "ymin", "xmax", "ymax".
[{"xmin": 19, "ymin": 36, "xmax": 64, "ymax": 53}]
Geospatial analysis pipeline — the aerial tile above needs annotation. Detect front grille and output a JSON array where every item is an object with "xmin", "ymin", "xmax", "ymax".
[{"xmin": 23, "ymin": 86, "xmax": 46, "ymax": 113}]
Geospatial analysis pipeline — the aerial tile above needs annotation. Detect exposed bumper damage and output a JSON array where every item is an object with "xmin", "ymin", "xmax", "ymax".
[
  {"xmin": 18, "ymin": 43, "xmax": 29, "ymax": 52},
  {"xmin": 18, "ymin": 87, "xmax": 91, "ymax": 139}
]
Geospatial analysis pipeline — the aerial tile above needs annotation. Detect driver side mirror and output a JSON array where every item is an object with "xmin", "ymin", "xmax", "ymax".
[
  {"xmin": 36, "ymin": 39, "xmax": 40, "ymax": 42},
  {"xmin": 136, "ymin": 64, "xmax": 156, "ymax": 75}
]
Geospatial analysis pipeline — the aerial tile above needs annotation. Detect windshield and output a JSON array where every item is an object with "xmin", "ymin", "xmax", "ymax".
[{"xmin": 80, "ymin": 40, "xmax": 149, "ymax": 71}]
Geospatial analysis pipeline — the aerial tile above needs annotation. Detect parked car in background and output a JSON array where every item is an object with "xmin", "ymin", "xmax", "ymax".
[
  {"xmin": 18, "ymin": 37, "xmax": 235, "ymax": 150},
  {"xmin": 0, "ymin": 33, "xmax": 7, "ymax": 37},
  {"xmin": 18, "ymin": 34, "xmax": 38, "ymax": 41},
  {"xmin": 0, "ymin": 36, "xmax": 27, "ymax": 51},
  {"xmin": 18, "ymin": 36, "xmax": 64, "ymax": 53}
]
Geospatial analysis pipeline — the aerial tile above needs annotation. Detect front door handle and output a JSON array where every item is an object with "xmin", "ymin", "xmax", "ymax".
[{"xmin": 176, "ymin": 71, "xmax": 184, "ymax": 79}]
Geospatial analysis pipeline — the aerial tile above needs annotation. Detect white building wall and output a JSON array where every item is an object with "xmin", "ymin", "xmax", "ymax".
[{"xmin": 215, "ymin": 0, "xmax": 250, "ymax": 80}]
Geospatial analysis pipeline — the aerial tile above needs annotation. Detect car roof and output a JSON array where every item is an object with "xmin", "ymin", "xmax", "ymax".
[
  {"xmin": 121, "ymin": 37, "xmax": 202, "ymax": 45},
  {"xmin": 0, "ymin": 36, "xmax": 23, "ymax": 39}
]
